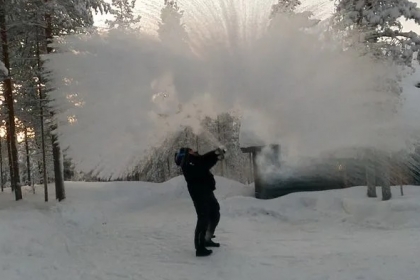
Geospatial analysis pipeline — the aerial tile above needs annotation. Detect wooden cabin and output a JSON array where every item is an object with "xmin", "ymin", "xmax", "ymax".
[
  {"xmin": 240, "ymin": 144, "xmax": 347, "ymax": 199},
  {"xmin": 241, "ymin": 143, "xmax": 420, "ymax": 199}
]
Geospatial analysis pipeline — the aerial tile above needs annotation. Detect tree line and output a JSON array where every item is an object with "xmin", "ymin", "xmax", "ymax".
[{"xmin": 0, "ymin": 0, "xmax": 114, "ymax": 201}]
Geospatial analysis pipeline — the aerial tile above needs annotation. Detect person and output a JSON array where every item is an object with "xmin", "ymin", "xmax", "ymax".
[{"xmin": 175, "ymin": 147, "xmax": 226, "ymax": 257}]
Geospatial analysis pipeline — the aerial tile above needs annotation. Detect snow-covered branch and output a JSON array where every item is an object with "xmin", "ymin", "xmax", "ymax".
[
  {"xmin": 0, "ymin": 61, "xmax": 8, "ymax": 76},
  {"xmin": 334, "ymin": 0, "xmax": 420, "ymax": 64},
  {"xmin": 366, "ymin": 29, "xmax": 420, "ymax": 42}
]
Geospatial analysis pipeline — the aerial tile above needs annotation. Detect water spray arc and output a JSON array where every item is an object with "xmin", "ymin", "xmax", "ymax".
[{"xmin": 45, "ymin": 0, "xmax": 420, "ymax": 195}]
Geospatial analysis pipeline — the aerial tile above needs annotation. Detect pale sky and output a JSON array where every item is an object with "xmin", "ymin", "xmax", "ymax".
[{"xmin": 94, "ymin": 0, "xmax": 420, "ymax": 32}]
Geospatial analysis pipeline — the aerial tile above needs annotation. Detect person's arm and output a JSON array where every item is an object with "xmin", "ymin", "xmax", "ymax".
[
  {"xmin": 189, "ymin": 150, "xmax": 219, "ymax": 170},
  {"xmin": 197, "ymin": 150, "xmax": 219, "ymax": 170}
]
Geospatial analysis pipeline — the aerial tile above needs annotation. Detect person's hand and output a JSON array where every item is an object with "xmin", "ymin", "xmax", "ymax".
[{"xmin": 215, "ymin": 146, "xmax": 227, "ymax": 160}]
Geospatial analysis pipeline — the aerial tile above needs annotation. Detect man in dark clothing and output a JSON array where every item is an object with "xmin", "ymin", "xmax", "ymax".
[{"xmin": 175, "ymin": 147, "xmax": 226, "ymax": 257}]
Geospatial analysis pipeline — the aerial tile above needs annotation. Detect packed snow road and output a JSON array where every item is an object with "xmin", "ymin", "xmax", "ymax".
[{"xmin": 0, "ymin": 177, "xmax": 419, "ymax": 280}]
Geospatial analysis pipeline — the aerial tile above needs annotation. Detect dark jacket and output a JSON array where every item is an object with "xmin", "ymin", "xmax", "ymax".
[{"xmin": 181, "ymin": 150, "xmax": 219, "ymax": 196}]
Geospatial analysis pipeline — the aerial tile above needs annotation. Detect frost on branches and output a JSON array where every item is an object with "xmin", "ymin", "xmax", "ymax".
[
  {"xmin": 333, "ymin": 0, "xmax": 420, "ymax": 65},
  {"xmin": 269, "ymin": 0, "xmax": 320, "ymax": 29},
  {"xmin": 134, "ymin": 113, "xmax": 251, "ymax": 184},
  {"xmin": 106, "ymin": 0, "xmax": 141, "ymax": 29}
]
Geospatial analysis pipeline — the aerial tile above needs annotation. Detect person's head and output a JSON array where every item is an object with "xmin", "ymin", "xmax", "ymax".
[{"xmin": 175, "ymin": 147, "xmax": 197, "ymax": 166}]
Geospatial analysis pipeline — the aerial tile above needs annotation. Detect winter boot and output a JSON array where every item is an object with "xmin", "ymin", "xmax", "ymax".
[
  {"xmin": 196, "ymin": 248, "xmax": 213, "ymax": 257},
  {"xmin": 205, "ymin": 240, "xmax": 220, "ymax": 247}
]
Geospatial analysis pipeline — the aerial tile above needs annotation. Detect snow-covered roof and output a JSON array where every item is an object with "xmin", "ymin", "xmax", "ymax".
[
  {"xmin": 238, "ymin": 112, "xmax": 267, "ymax": 148},
  {"xmin": 239, "ymin": 129, "xmax": 265, "ymax": 149}
]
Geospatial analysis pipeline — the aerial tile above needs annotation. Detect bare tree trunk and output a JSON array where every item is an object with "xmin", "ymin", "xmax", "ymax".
[
  {"xmin": 167, "ymin": 156, "xmax": 170, "ymax": 178},
  {"xmin": 1, "ymin": 3, "xmax": 22, "ymax": 200},
  {"xmin": 366, "ymin": 167, "xmax": 377, "ymax": 197},
  {"xmin": 343, "ymin": 165, "xmax": 348, "ymax": 188},
  {"xmin": 249, "ymin": 153, "xmax": 253, "ymax": 184},
  {"xmin": 382, "ymin": 176, "xmax": 392, "ymax": 200},
  {"xmin": 40, "ymin": 122, "xmax": 48, "ymax": 202},
  {"xmin": 24, "ymin": 126, "xmax": 35, "ymax": 194},
  {"xmin": 24, "ymin": 126, "xmax": 31, "ymax": 185},
  {"xmin": 0, "ymin": 137, "xmax": 3, "ymax": 192},
  {"xmin": 51, "ymin": 134, "xmax": 65, "ymax": 200},
  {"xmin": 217, "ymin": 116, "xmax": 224, "ymax": 176},
  {"xmin": 6, "ymin": 122, "xmax": 13, "ymax": 191},
  {"xmin": 397, "ymin": 164, "xmax": 404, "ymax": 196},
  {"xmin": 400, "ymin": 185, "xmax": 404, "ymax": 196},
  {"xmin": 381, "ymin": 155, "xmax": 392, "ymax": 201},
  {"xmin": 36, "ymin": 27, "xmax": 49, "ymax": 202},
  {"xmin": 45, "ymin": 3, "xmax": 65, "ymax": 201},
  {"xmin": 365, "ymin": 152, "xmax": 377, "ymax": 198},
  {"xmin": 196, "ymin": 135, "xmax": 199, "ymax": 151}
]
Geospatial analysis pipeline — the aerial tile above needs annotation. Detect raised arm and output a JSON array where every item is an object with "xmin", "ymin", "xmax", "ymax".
[{"xmin": 192, "ymin": 150, "xmax": 219, "ymax": 170}]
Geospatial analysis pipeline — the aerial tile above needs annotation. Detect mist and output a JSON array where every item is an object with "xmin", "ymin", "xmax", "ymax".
[{"xmin": 45, "ymin": 0, "xmax": 419, "ymax": 179}]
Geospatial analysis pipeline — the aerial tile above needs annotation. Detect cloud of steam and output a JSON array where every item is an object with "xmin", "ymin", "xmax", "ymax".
[{"xmin": 45, "ymin": 0, "xmax": 419, "ymax": 179}]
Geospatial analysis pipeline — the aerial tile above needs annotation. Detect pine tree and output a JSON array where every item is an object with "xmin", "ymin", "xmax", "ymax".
[
  {"xmin": 0, "ymin": 0, "xmax": 22, "ymax": 200},
  {"xmin": 365, "ymin": 149, "xmax": 377, "ymax": 197},
  {"xmin": 333, "ymin": 0, "xmax": 420, "ymax": 65},
  {"xmin": 158, "ymin": 0, "xmax": 189, "ymax": 51},
  {"xmin": 106, "ymin": 0, "xmax": 141, "ymax": 29},
  {"xmin": 269, "ymin": 0, "xmax": 320, "ymax": 29},
  {"xmin": 270, "ymin": 0, "xmax": 301, "ymax": 15},
  {"xmin": 332, "ymin": 0, "xmax": 420, "ymax": 200},
  {"xmin": 46, "ymin": 0, "xmax": 110, "ymax": 201},
  {"xmin": 0, "ymin": 0, "xmax": 111, "ymax": 200}
]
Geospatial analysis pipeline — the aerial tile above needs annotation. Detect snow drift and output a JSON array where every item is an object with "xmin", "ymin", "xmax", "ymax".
[
  {"xmin": 224, "ymin": 185, "xmax": 420, "ymax": 229},
  {"xmin": 57, "ymin": 176, "xmax": 420, "ymax": 230},
  {"xmin": 1, "ymin": 177, "xmax": 420, "ymax": 280}
]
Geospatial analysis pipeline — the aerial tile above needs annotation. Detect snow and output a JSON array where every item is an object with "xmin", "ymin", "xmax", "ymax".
[
  {"xmin": 0, "ymin": 61, "xmax": 8, "ymax": 76},
  {"xmin": 1, "ymin": 177, "xmax": 420, "ymax": 280},
  {"xmin": 299, "ymin": 0, "xmax": 335, "ymax": 20},
  {"xmin": 238, "ymin": 113, "xmax": 267, "ymax": 148}
]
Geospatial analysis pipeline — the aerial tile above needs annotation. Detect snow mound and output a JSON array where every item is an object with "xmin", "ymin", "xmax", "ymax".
[
  {"xmin": 213, "ymin": 177, "xmax": 254, "ymax": 198},
  {"xmin": 59, "ymin": 178, "xmax": 420, "ymax": 230},
  {"xmin": 165, "ymin": 175, "xmax": 253, "ymax": 198},
  {"xmin": 53, "ymin": 176, "xmax": 252, "ymax": 226},
  {"xmin": 2, "ymin": 179, "xmax": 420, "ymax": 279},
  {"xmin": 223, "ymin": 186, "xmax": 420, "ymax": 229}
]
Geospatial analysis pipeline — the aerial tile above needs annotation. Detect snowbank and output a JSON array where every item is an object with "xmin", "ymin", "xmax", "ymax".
[
  {"xmin": 49, "ymin": 176, "xmax": 252, "ymax": 227},
  {"xmin": 3, "ymin": 178, "xmax": 419, "ymax": 232},
  {"xmin": 165, "ymin": 175, "xmax": 254, "ymax": 198},
  {"xmin": 56, "ymin": 177, "xmax": 420, "ymax": 231},
  {"xmin": 1, "ymin": 178, "xmax": 420, "ymax": 280},
  {"xmin": 223, "ymin": 185, "xmax": 420, "ymax": 229}
]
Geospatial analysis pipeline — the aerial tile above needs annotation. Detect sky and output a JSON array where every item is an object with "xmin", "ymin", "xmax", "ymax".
[{"xmin": 93, "ymin": 0, "xmax": 420, "ymax": 33}]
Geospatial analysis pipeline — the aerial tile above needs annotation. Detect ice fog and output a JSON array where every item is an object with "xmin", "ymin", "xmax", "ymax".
[{"xmin": 45, "ymin": 0, "xmax": 420, "ymax": 178}]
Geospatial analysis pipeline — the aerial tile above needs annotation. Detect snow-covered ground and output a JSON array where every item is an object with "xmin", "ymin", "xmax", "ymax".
[{"xmin": 1, "ymin": 177, "xmax": 419, "ymax": 280}]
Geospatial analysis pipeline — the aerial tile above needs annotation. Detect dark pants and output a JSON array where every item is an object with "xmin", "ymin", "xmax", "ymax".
[{"xmin": 191, "ymin": 191, "xmax": 220, "ymax": 250}]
